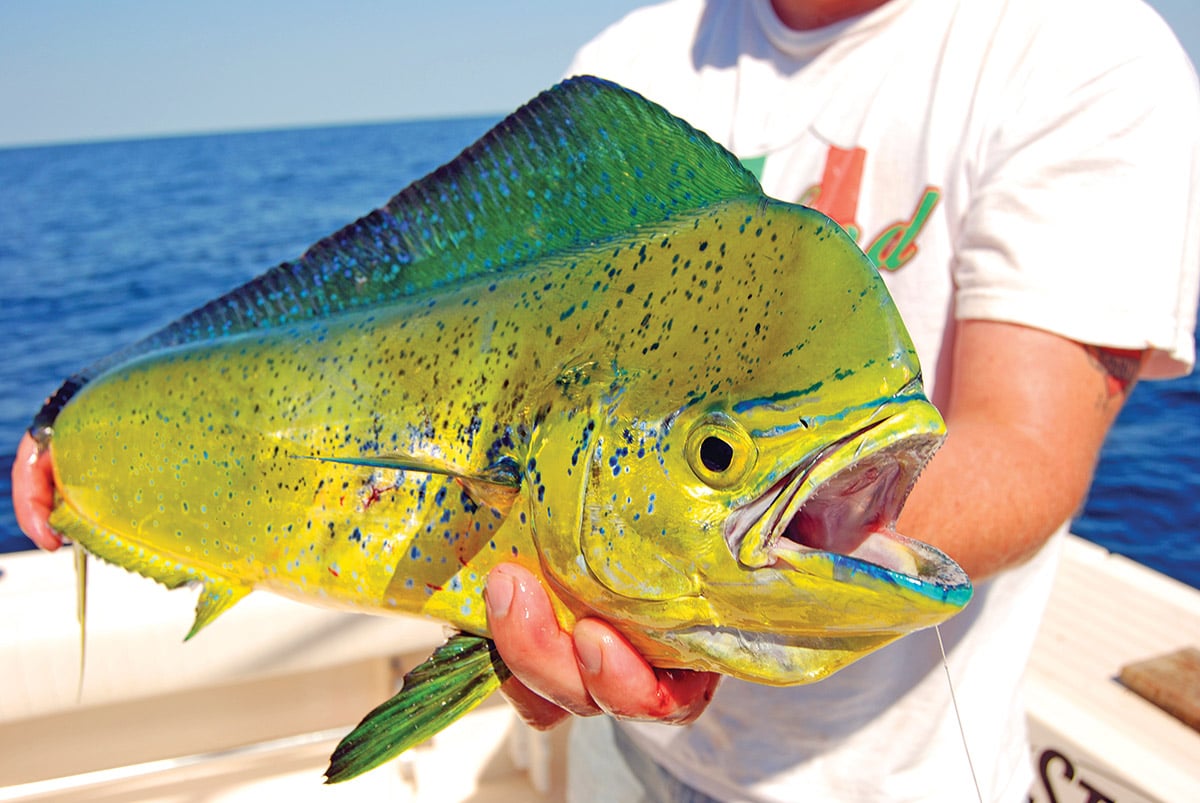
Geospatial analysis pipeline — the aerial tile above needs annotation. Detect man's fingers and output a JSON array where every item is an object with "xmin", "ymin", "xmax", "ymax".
[
  {"xmin": 573, "ymin": 618, "xmax": 720, "ymax": 724},
  {"xmin": 486, "ymin": 563, "xmax": 721, "ymax": 728},
  {"xmin": 498, "ymin": 675, "xmax": 574, "ymax": 731},
  {"xmin": 485, "ymin": 563, "xmax": 601, "ymax": 718},
  {"xmin": 12, "ymin": 433, "xmax": 62, "ymax": 551}
]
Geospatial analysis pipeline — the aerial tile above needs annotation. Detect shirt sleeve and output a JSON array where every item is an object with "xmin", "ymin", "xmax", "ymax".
[{"xmin": 953, "ymin": 2, "xmax": 1200, "ymax": 379}]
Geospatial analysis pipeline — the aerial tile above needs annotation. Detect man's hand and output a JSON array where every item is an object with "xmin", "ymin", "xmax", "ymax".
[
  {"xmin": 12, "ymin": 432, "xmax": 62, "ymax": 551},
  {"xmin": 485, "ymin": 563, "xmax": 720, "ymax": 730}
]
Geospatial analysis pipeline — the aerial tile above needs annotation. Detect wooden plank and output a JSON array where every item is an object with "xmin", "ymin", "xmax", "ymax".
[
  {"xmin": 0, "ymin": 657, "xmax": 394, "ymax": 786},
  {"xmin": 1119, "ymin": 647, "xmax": 1200, "ymax": 732}
]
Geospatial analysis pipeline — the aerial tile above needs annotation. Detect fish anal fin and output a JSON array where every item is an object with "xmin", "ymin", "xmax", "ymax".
[
  {"xmin": 47, "ymin": 503, "xmax": 249, "ymax": 642},
  {"xmin": 50, "ymin": 504, "xmax": 197, "ymax": 590},
  {"xmin": 186, "ymin": 580, "xmax": 251, "ymax": 641},
  {"xmin": 324, "ymin": 632, "xmax": 510, "ymax": 783}
]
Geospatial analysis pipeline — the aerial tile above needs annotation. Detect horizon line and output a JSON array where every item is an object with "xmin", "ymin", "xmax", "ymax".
[{"xmin": 0, "ymin": 109, "xmax": 507, "ymax": 153}]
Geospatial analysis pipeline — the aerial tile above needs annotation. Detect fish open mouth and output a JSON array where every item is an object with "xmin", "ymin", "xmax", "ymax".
[{"xmin": 727, "ymin": 417, "xmax": 952, "ymax": 584}]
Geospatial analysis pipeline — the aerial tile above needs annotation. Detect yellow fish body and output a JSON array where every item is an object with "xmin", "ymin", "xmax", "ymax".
[{"xmin": 32, "ymin": 77, "xmax": 971, "ymax": 780}]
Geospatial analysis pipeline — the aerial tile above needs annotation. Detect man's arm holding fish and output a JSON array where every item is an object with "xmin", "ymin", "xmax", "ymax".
[
  {"xmin": 482, "ymin": 320, "xmax": 1142, "ymax": 728},
  {"xmin": 894, "ymin": 320, "xmax": 1142, "ymax": 579}
]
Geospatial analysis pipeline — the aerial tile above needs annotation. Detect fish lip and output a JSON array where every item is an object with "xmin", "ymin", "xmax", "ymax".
[{"xmin": 726, "ymin": 409, "xmax": 946, "ymax": 583}]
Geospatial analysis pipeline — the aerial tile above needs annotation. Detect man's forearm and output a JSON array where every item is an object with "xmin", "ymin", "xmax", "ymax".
[{"xmin": 895, "ymin": 321, "xmax": 1141, "ymax": 581}]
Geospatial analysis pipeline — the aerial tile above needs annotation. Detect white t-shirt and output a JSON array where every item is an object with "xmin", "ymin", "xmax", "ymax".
[{"xmin": 563, "ymin": 0, "xmax": 1200, "ymax": 801}]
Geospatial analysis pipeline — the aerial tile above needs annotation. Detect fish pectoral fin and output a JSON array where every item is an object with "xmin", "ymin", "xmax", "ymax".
[
  {"xmin": 456, "ymin": 476, "xmax": 520, "ymax": 515},
  {"xmin": 324, "ymin": 632, "xmax": 511, "ymax": 784},
  {"xmin": 185, "ymin": 579, "xmax": 250, "ymax": 641},
  {"xmin": 456, "ymin": 456, "xmax": 521, "ymax": 514},
  {"xmin": 302, "ymin": 453, "xmax": 522, "ymax": 513}
]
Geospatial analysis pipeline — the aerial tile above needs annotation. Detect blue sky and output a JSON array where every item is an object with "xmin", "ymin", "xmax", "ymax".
[{"xmin": 1, "ymin": 0, "xmax": 1197, "ymax": 148}]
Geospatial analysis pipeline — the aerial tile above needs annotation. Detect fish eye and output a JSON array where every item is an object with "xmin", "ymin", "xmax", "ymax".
[
  {"xmin": 700, "ymin": 436, "xmax": 734, "ymax": 472},
  {"xmin": 686, "ymin": 415, "xmax": 757, "ymax": 489}
]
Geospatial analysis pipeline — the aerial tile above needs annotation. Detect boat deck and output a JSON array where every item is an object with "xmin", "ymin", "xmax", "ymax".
[
  {"xmin": 0, "ymin": 535, "xmax": 1196, "ymax": 801},
  {"xmin": 1026, "ymin": 537, "xmax": 1200, "ymax": 803}
]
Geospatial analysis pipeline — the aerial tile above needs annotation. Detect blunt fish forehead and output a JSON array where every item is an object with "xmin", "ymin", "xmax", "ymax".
[
  {"xmin": 640, "ymin": 202, "xmax": 925, "ymax": 489},
  {"xmin": 562, "ymin": 198, "xmax": 938, "ymax": 601}
]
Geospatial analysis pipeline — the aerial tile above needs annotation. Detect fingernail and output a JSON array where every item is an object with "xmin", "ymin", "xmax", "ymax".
[
  {"xmin": 485, "ymin": 568, "xmax": 514, "ymax": 619},
  {"xmin": 575, "ymin": 629, "xmax": 603, "ymax": 676}
]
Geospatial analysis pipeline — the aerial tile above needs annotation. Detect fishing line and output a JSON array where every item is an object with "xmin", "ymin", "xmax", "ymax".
[{"xmin": 935, "ymin": 624, "xmax": 982, "ymax": 803}]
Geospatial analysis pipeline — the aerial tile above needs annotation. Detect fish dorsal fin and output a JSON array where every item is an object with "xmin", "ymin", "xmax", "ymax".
[{"xmin": 32, "ymin": 76, "xmax": 760, "ymax": 436}]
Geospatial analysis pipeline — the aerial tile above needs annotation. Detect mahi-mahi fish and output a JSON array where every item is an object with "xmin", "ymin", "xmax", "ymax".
[{"xmin": 29, "ymin": 76, "xmax": 972, "ymax": 781}]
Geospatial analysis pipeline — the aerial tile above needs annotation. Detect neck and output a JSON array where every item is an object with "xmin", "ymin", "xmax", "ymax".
[{"xmin": 770, "ymin": 0, "xmax": 891, "ymax": 30}]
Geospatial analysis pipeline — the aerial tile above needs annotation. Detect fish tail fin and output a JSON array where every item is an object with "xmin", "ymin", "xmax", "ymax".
[{"xmin": 324, "ymin": 632, "xmax": 511, "ymax": 784}]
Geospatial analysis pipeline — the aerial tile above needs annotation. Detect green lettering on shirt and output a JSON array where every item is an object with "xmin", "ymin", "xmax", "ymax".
[
  {"xmin": 756, "ymin": 146, "xmax": 942, "ymax": 274},
  {"xmin": 866, "ymin": 187, "xmax": 941, "ymax": 272}
]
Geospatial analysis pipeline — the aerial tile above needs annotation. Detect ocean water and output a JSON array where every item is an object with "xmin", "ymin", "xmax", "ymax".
[{"xmin": 0, "ymin": 119, "xmax": 1197, "ymax": 589}]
